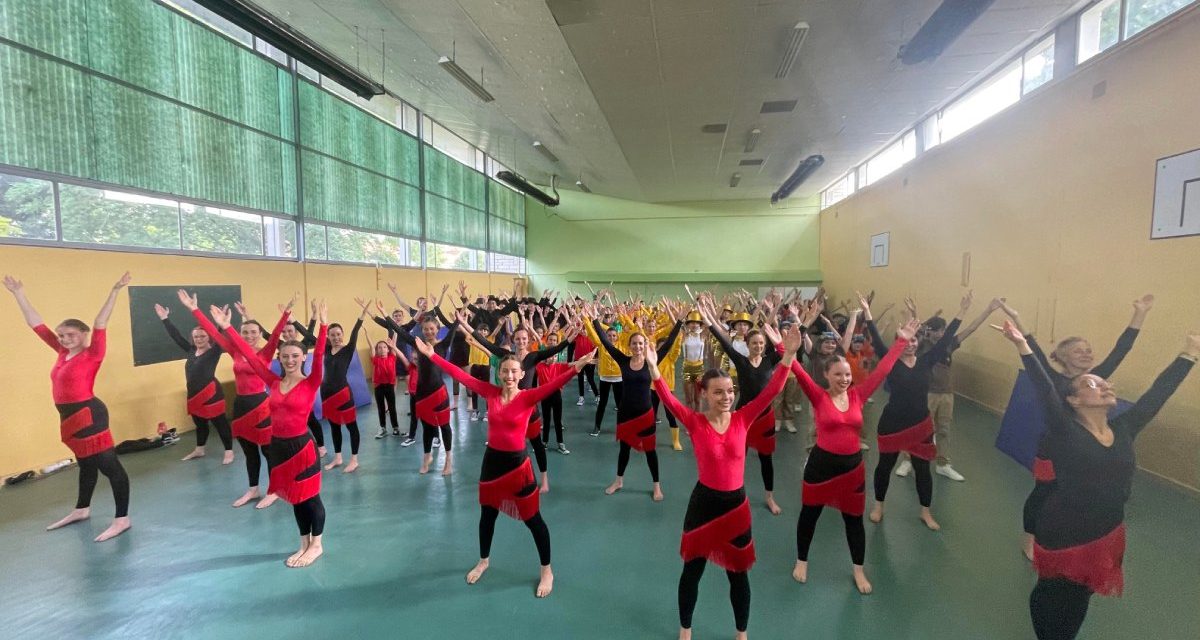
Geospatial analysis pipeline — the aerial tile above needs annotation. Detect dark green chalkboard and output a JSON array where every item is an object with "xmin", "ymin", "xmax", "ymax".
[{"xmin": 128, "ymin": 285, "xmax": 243, "ymax": 366}]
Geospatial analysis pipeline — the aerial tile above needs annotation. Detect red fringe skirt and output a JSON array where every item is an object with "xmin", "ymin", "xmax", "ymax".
[
  {"xmin": 616, "ymin": 409, "xmax": 656, "ymax": 452},
  {"xmin": 231, "ymin": 392, "xmax": 272, "ymax": 445},
  {"xmin": 55, "ymin": 398, "xmax": 114, "ymax": 459},
  {"xmin": 680, "ymin": 483, "xmax": 755, "ymax": 572},
  {"xmin": 1035, "ymin": 523, "xmax": 1126, "ymax": 597},
  {"xmin": 802, "ymin": 447, "xmax": 865, "ymax": 517},
  {"xmin": 745, "ymin": 407, "xmax": 776, "ymax": 455},
  {"xmin": 415, "ymin": 386, "xmax": 450, "ymax": 427},
  {"xmin": 267, "ymin": 433, "xmax": 321, "ymax": 505},
  {"xmin": 877, "ymin": 416, "xmax": 937, "ymax": 460},
  {"xmin": 187, "ymin": 380, "xmax": 227, "ymax": 419},
  {"xmin": 321, "ymin": 386, "xmax": 358, "ymax": 425},
  {"xmin": 479, "ymin": 447, "xmax": 539, "ymax": 521},
  {"xmin": 1032, "ymin": 456, "xmax": 1056, "ymax": 482}
]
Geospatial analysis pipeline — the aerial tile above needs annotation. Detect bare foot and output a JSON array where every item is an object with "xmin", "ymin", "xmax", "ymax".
[
  {"xmin": 652, "ymin": 485, "xmax": 664, "ymax": 502},
  {"xmin": 792, "ymin": 560, "xmax": 808, "ymax": 583},
  {"xmin": 535, "ymin": 565, "xmax": 554, "ymax": 598},
  {"xmin": 318, "ymin": 446, "xmax": 327, "ymax": 458},
  {"xmin": 94, "ymin": 517, "xmax": 131, "ymax": 542},
  {"xmin": 343, "ymin": 457, "xmax": 359, "ymax": 474},
  {"xmin": 232, "ymin": 488, "xmax": 261, "ymax": 508},
  {"xmin": 852, "ymin": 565, "xmax": 873, "ymax": 595},
  {"xmin": 1022, "ymin": 534, "xmax": 1035, "ymax": 562},
  {"xmin": 324, "ymin": 454, "xmax": 343, "ymax": 471},
  {"xmin": 290, "ymin": 539, "xmax": 323, "ymax": 568},
  {"xmin": 735, "ymin": 631, "xmax": 747, "ymax": 640},
  {"xmin": 181, "ymin": 448, "xmax": 205, "ymax": 461},
  {"xmin": 466, "ymin": 558, "xmax": 490, "ymax": 584},
  {"xmin": 605, "ymin": 479, "xmax": 623, "ymax": 495},
  {"xmin": 441, "ymin": 462, "xmax": 453, "ymax": 477},
  {"xmin": 222, "ymin": 450, "xmax": 234, "ymax": 465},
  {"xmin": 540, "ymin": 474, "xmax": 550, "ymax": 494},
  {"xmin": 920, "ymin": 508, "xmax": 941, "ymax": 531},
  {"xmin": 47, "ymin": 508, "xmax": 90, "ymax": 531},
  {"xmin": 286, "ymin": 537, "xmax": 311, "ymax": 566},
  {"xmin": 255, "ymin": 493, "xmax": 279, "ymax": 510},
  {"xmin": 766, "ymin": 494, "xmax": 782, "ymax": 516},
  {"xmin": 679, "ymin": 628, "xmax": 692, "ymax": 640},
  {"xmin": 420, "ymin": 454, "xmax": 432, "ymax": 475},
  {"xmin": 869, "ymin": 502, "xmax": 884, "ymax": 524}
]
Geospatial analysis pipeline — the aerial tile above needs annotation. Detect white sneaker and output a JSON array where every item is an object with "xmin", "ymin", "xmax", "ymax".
[
  {"xmin": 374, "ymin": 428, "xmax": 387, "ymax": 439},
  {"xmin": 400, "ymin": 437, "xmax": 416, "ymax": 447},
  {"xmin": 784, "ymin": 422, "xmax": 798, "ymax": 434},
  {"xmin": 859, "ymin": 440, "xmax": 871, "ymax": 451},
  {"xmin": 577, "ymin": 397, "xmax": 585, "ymax": 406},
  {"xmin": 936, "ymin": 464, "xmax": 965, "ymax": 482},
  {"xmin": 557, "ymin": 443, "xmax": 570, "ymax": 455},
  {"xmin": 593, "ymin": 397, "xmax": 600, "ymax": 405},
  {"xmin": 894, "ymin": 460, "xmax": 913, "ymax": 477},
  {"xmin": 432, "ymin": 437, "xmax": 441, "ymax": 449}
]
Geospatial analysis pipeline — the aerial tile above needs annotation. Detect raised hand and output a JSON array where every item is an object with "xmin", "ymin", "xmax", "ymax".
[
  {"xmin": 413, "ymin": 336, "xmax": 435, "ymax": 358},
  {"xmin": 895, "ymin": 318, "xmax": 921, "ymax": 342},
  {"xmin": 310, "ymin": 298, "xmax": 318, "ymax": 317},
  {"xmin": 780, "ymin": 324, "xmax": 804, "ymax": 362},
  {"xmin": 3, "ymin": 275, "xmax": 23, "ymax": 292},
  {"xmin": 388, "ymin": 282, "xmax": 398, "ymax": 293},
  {"xmin": 572, "ymin": 348, "xmax": 598, "ymax": 371},
  {"xmin": 903, "ymin": 297, "xmax": 918, "ymax": 321},
  {"xmin": 992, "ymin": 319, "xmax": 1027, "ymax": 346},
  {"xmin": 960, "ymin": 290, "xmax": 974, "ymax": 315},
  {"xmin": 317, "ymin": 300, "xmax": 328, "ymax": 325},
  {"xmin": 154, "ymin": 303, "xmax": 170, "ymax": 320},
  {"xmin": 854, "ymin": 290, "xmax": 872, "ymax": 318},
  {"xmin": 112, "ymin": 271, "xmax": 132, "ymax": 290},
  {"xmin": 1184, "ymin": 330, "xmax": 1200, "ymax": 358},
  {"xmin": 233, "ymin": 301, "xmax": 248, "ymax": 319},
  {"xmin": 354, "ymin": 296, "xmax": 371, "ymax": 315},
  {"xmin": 177, "ymin": 290, "xmax": 199, "ymax": 311},
  {"xmin": 1132, "ymin": 294, "xmax": 1155, "ymax": 314},
  {"xmin": 210, "ymin": 304, "xmax": 232, "ymax": 329}
]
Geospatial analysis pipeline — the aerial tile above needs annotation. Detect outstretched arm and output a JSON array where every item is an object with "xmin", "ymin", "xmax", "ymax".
[
  {"xmin": 94, "ymin": 272, "xmax": 131, "ymax": 330},
  {"xmin": 3, "ymin": 275, "xmax": 46, "ymax": 329},
  {"xmin": 656, "ymin": 321, "xmax": 683, "ymax": 361},
  {"xmin": 590, "ymin": 318, "xmax": 626, "ymax": 362},
  {"xmin": 1111, "ymin": 332, "xmax": 1197, "ymax": 439},
  {"xmin": 1091, "ymin": 295, "xmax": 1154, "ymax": 379},
  {"xmin": 212, "ymin": 305, "xmax": 279, "ymax": 384},
  {"xmin": 856, "ymin": 320, "xmax": 919, "ymax": 398}
]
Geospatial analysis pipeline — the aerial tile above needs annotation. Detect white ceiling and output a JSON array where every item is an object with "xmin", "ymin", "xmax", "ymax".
[{"xmin": 253, "ymin": 0, "xmax": 1080, "ymax": 204}]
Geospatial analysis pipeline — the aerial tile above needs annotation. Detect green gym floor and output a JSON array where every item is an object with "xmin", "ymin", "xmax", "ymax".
[{"xmin": 1, "ymin": 391, "xmax": 1196, "ymax": 640}]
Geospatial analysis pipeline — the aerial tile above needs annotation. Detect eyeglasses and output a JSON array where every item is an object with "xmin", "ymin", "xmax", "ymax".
[{"xmin": 1083, "ymin": 378, "xmax": 1114, "ymax": 391}]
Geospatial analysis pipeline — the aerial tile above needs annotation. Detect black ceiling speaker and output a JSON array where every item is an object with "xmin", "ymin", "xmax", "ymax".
[
  {"xmin": 497, "ymin": 171, "xmax": 560, "ymax": 207},
  {"xmin": 771, "ymin": 155, "xmax": 824, "ymax": 204},
  {"xmin": 196, "ymin": 0, "xmax": 384, "ymax": 98},
  {"xmin": 899, "ymin": 0, "xmax": 997, "ymax": 65}
]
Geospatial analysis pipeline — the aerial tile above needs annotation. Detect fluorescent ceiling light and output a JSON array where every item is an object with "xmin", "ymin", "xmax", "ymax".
[
  {"xmin": 730, "ymin": 173, "xmax": 742, "ymax": 188},
  {"xmin": 775, "ymin": 22, "xmax": 810, "ymax": 79},
  {"xmin": 437, "ymin": 56, "xmax": 495, "ymax": 102},
  {"xmin": 533, "ymin": 141, "xmax": 559, "ymax": 163},
  {"xmin": 744, "ymin": 128, "xmax": 762, "ymax": 153}
]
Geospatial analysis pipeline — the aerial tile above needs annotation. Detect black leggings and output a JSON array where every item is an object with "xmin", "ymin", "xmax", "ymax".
[
  {"xmin": 193, "ymin": 414, "xmax": 233, "ymax": 451},
  {"xmin": 758, "ymin": 453, "xmax": 774, "ymax": 492},
  {"xmin": 407, "ymin": 395, "xmax": 418, "ymax": 438},
  {"xmin": 796, "ymin": 505, "xmax": 866, "ymax": 565},
  {"xmin": 541, "ymin": 393, "xmax": 564, "ymax": 444},
  {"xmin": 1024, "ymin": 482, "xmax": 1051, "ymax": 534},
  {"xmin": 468, "ymin": 365, "xmax": 490, "ymax": 411},
  {"xmin": 617, "ymin": 442, "xmax": 660, "ymax": 482},
  {"xmin": 479, "ymin": 506, "xmax": 552, "ymax": 565},
  {"xmin": 292, "ymin": 495, "xmax": 326, "ymax": 536},
  {"xmin": 328, "ymin": 421, "xmax": 360, "ymax": 455},
  {"xmin": 577, "ymin": 364, "xmax": 598, "ymax": 397},
  {"xmin": 308, "ymin": 415, "xmax": 325, "ymax": 447},
  {"xmin": 874, "ymin": 452, "xmax": 933, "ymax": 507},
  {"xmin": 678, "ymin": 558, "xmax": 750, "ymax": 632},
  {"xmin": 651, "ymin": 393, "xmax": 678, "ymax": 429},
  {"xmin": 375, "ymin": 384, "xmax": 398, "ymax": 429},
  {"xmin": 1030, "ymin": 578, "xmax": 1092, "ymax": 639},
  {"xmin": 76, "ymin": 449, "xmax": 130, "ymax": 518},
  {"xmin": 595, "ymin": 380, "xmax": 623, "ymax": 431},
  {"xmin": 529, "ymin": 436, "xmax": 548, "ymax": 473},
  {"xmin": 237, "ymin": 439, "xmax": 269, "ymax": 488},
  {"xmin": 422, "ymin": 422, "xmax": 453, "ymax": 453}
]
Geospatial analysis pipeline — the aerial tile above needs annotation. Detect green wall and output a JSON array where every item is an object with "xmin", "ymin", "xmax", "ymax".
[{"xmin": 525, "ymin": 190, "xmax": 822, "ymax": 297}]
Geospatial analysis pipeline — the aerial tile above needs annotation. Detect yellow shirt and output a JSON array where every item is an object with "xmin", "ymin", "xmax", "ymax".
[
  {"xmin": 656, "ymin": 331, "xmax": 683, "ymax": 391},
  {"xmin": 468, "ymin": 343, "xmax": 490, "ymax": 366},
  {"xmin": 584, "ymin": 319, "xmax": 625, "ymax": 379}
]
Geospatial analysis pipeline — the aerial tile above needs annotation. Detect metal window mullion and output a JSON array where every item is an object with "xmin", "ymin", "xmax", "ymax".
[
  {"xmin": 52, "ymin": 180, "xmax": 63, "ymax": 241},
  {"xmin": 1118, "ymin": 0, "xmax": 1129, "ymax": 40}
]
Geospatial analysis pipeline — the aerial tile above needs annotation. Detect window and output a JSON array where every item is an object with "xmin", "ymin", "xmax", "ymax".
[
  {"xmin": 1126, "ymin": 0, "xmax": 1193, "ymax": 37},
  {"xmin": 0, "ymin": 172, "xmax": 56, "ymax": 240},
  {"xmin": 254, "ymin": 37, "xmax": 289, "ymax": 66},
  {"xmin": 940, "ymin": 60, "xmax": 1021, "ymax": 143},
  {"xmin": 820, "ymin": 173, "xmax": 855, "ymax": 209},
  {"xmin": 401, "ymin": 102, "xmax": 419, "ymax": 137},
  {"xmin": 303, "ymin": 223, "xmax": 327, "ymax": 260},
  {"xmin": 864, "ymin": 130, "xmax": 916, "ymax": 186},
  {"xmin": 1078, "ymin": 0, "xmax": 1122, "ymax": 62},
  {"xmin": 490, "ymin": 158, "xmax": 512, "ymax": 179},
  {"xmin": 161, "ymin": 0, "xmax": 254, "ymax": 47},
  {"xmin": 427, "ymin": 242, "xmax": 486, "ymax": 271},
  {"xmin": 181, "ymin": 204, "xmax": 264, "ymax": 255},
  {"xmin": 1022, "ymin": 35, "xmax": 1055, "ymax": 95},
  {"xmin": 327, "ymin": 227, "xmax": 406, "ymax": 265},
  {"xmin": 407, "ymin": 239, "xmax": 423, "ymax": 267},
  {"xmin": 919, "ymin": 115, "xmax": 941, "ymax": 152},
  {"xmin": 264, "ymin": 217, "xmax": 297, "ymax": 258},
  {"xmin": 59, "ymin": 185, "xmax": 182, "ymax": 250},
  {"xmin": 295, "ymin": 60, "xmax": 321, "ymax": 82},
  {"xmin": 489, "ymin": 253, "xmax": 526, "ymax": 274},
  {"xmin": 427, "ymin": 120, "xmax": 478, "ymax": 169}
]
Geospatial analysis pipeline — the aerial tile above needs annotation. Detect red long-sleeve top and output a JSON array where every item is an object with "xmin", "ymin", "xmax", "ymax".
[
  {"xmin": 654, "ymin": 364, "xmax": 789, "ymax": 491},
  {"xmin": 372, "ymin": 356, "xmax": 397, "ymax": 385},
  {"xmin": 573, "ymin": 333, "xmax": 595, "ymax": 360},
  {"xmin": 788, "ymin": 337, "xmax": 909, "ymax": 455},
  {"xmin": 429, "ymin": 353, "xmax": 576, "ymax": 451},
  {"xmin": 34, "ymin": 325, "xmax": 106, "ymax": 404},
  {"xmin": 191, "ymin": 308, "xmax": 289, "ymax": 396},
  {"xmin": 224, "ymin": 324, "xmax": 327, "ymax": 439}
]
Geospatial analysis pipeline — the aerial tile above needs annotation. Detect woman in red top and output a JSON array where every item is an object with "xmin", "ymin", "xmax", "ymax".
[
  {"xmin": 5, "ymin": 272, "xmax": 133, "ymax": 542},
  {"xmin": 416, "ymin": 337, "xmax": 595, "ymax": 598},
  {"xmin": 185, "ymin": 291, "xmax": 293, "ymax": 508},
  {"xmin": 651, "ymin": 325, "xmax": 802, "ymax": 640},
  {"xmin": 790, "ymin": 309, "xmax": 918, "ymax": 595},
  {"xmin": 370, "ymin": 336, "xmax": 408, "ymax": 439},
  {"xmin": 573, "ymin": 328, "xmax": 598, "ymax": 404},
  {"xmin": 212, "ymin": 301, "xmax": 330, "ymax": 568}
]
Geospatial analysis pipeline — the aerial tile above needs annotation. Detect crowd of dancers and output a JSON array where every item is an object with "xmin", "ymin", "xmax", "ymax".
[{"xmin": 5, "ymin": 272, "xmax": 1197, "ymax": 640}]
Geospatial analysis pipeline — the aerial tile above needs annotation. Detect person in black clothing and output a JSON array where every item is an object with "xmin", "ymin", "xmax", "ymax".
[
  {"xmin": 997, "ymin": 320, "xmax": 1196, "ymax": 640},
  {"xmin": 377, "ymin": 303, "xmax": 458, "ymax": 475},
  {"xmin": 695, "ymin": 295, "xmax": 785, "ymax": 515},
  {"xmin": 464, "ymin": 308, "xmax": 575, "ymax": 493},
  {"xmin": 281, "ymin": 306, "xmax": 328, "ymax": 457},
  {"xmin": 590, "ymin": 306, "xmax": 682, "ymax": 502},
  {"xmin": 865, "ymin": 291, "xmax": 977, "ymax": 530},
  {"xmin": 156, "ymin": 302, "xmax": 234, "ymax": 465},
  {"xmin": 999, "ymin": 296, "xmax": 1153, "ymax": 560},
  {"xmin": 295, "ymin": 300, "xmax": 369, "ymax": 473}
]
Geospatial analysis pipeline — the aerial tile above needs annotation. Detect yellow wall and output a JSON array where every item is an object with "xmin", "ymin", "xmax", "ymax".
[
  {"xmin": 0, "ymin": 244, "xmax": 513, "ymax": 476},
  {"xmin": 819, "ymin": 10, "xmax": 1200, "ymax": 489}
]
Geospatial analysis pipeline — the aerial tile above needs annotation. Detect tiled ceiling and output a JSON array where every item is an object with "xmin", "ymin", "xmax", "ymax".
[{"xmin": 254, "ymin": 0, "xmax": 1081, "ymax": 203}]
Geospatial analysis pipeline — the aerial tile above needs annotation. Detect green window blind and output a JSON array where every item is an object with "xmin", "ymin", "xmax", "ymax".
[
  {"xmin": 488, "ymin": 216, "xmax": 525, "ymax": 256},
  {"xmin": 423, "ymin": 144, "xmax": 486, "ymax": 249},
  {"xmin": 487, "ymin": 179, "xmax": 525, "ymax": 224},
  {"xmin": 423, "ymin": 144, "xmax": 485, "ymax": 209},
  {"xmin": 296, "ymin": 79, "xmax": 420, "ymax": 236}
]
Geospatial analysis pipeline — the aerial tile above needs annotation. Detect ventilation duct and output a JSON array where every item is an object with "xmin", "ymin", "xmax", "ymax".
[{"xmin": 899, "ymin": 0, "xmax": 996, "ymax": 65}]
